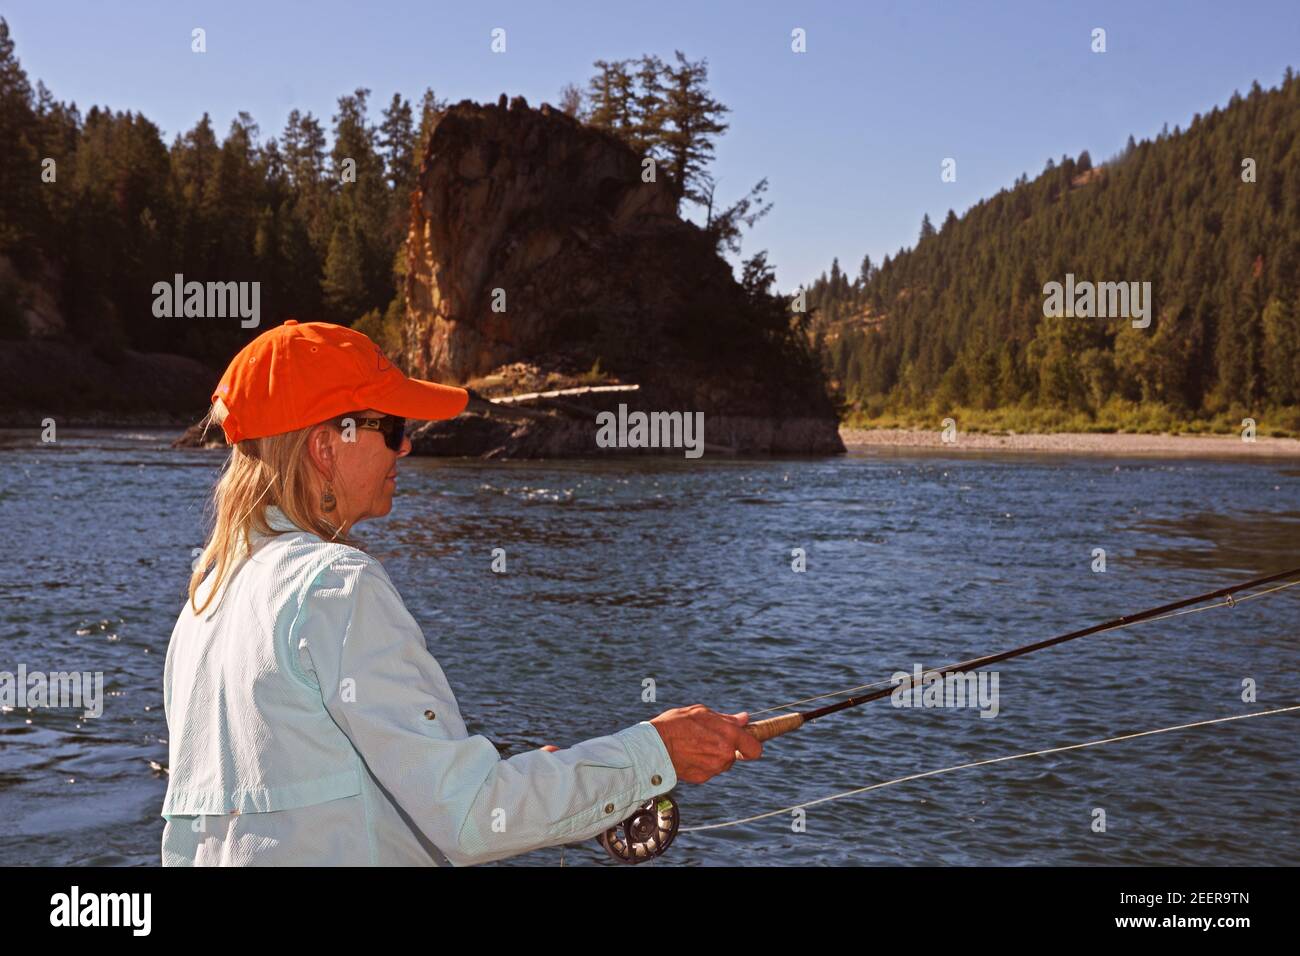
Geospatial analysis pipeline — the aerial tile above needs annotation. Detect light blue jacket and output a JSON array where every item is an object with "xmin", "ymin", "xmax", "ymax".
[{"xmin": 161, "ymin": 506, "xmax": 676, "ymax": 865}]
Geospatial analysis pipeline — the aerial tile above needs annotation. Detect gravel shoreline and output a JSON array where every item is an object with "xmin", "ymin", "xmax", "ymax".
[{"xmin": 840, "ymin": 427, "xmax": 1300, "ymax": 458}]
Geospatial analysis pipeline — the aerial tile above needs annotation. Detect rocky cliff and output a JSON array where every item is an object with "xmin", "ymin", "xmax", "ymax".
[{"xmin": 403, "ymin": 94, "xmax": 844, "ymax": 458}]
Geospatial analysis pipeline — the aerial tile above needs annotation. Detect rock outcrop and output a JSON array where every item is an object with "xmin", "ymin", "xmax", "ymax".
[{"xmin": 403, "ymin": 95, "xmax": 844, "ymax": 458}]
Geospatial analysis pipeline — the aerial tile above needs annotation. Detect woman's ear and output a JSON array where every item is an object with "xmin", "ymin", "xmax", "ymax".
[{"xmin": 306, "ymin": 424, "xmax": 337, "ymax": 480}]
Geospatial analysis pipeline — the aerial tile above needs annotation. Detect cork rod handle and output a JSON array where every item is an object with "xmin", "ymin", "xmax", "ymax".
[{"xmin": 734, "ymin": 712, "xmax": 804, "ymax": 759}]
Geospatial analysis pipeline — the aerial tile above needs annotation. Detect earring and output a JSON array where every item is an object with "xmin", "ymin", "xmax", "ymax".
[{"xmin": 321, "ymin": 481, "xmax": 337, "ymax": 512}]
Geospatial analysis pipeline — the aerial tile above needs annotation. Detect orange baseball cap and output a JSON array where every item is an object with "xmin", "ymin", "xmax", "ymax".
[{"xmin": 212, "ymin": 319, "xmax": 468, "ymax": 443}]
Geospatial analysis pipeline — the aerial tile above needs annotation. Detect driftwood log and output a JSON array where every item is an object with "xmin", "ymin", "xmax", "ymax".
[{"xmin": 464, "ymin": 384, "xmax": 738, "ymax": 456}]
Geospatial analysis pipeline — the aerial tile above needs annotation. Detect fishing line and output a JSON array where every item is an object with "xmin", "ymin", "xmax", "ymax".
[
  {"xmin": 681, "ymin": 704, "xmax": 1300, "ymax": 833},
  {"xmin": 596, "ymin": 566, "xmax": 1300, "ymax": 862}
]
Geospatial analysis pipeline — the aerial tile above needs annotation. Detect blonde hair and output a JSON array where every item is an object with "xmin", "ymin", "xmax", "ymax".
[{"xmin": 187, "ymin": 398, "xmax": 361, "ymax": 615}]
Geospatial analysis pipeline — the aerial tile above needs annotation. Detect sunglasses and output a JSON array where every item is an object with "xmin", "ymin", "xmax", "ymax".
[{"xmin": 334, "ymin": 412, "xmax": 407, "ymax": 451}]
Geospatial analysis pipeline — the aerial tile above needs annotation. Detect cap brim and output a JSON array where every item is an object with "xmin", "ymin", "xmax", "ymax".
[{"xmin": 370, "ymin": 377, "xmax": 470, "ymax": 421}]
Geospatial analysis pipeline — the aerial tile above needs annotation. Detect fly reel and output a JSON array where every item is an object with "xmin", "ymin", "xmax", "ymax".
[{"xmin": 597, "ymin": 793, "xmax": 679, "ymax": 863}]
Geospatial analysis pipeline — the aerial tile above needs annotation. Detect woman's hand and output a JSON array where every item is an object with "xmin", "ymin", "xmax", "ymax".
[{"xmin": 649, "ymin": 705, "xmax": 761, "ymax": 783}]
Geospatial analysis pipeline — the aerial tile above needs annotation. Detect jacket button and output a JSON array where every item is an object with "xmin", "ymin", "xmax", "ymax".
[
  {"xmin": 651, "ymin": 774, "xmax": 662, "ymax": 786},
  {"xmin": 424, "ymin": 710, "xmax": 436, "ymax": 720},
  {"xmin": 604, "ymin": 803, "xmax": 615, "ymax": 814}
]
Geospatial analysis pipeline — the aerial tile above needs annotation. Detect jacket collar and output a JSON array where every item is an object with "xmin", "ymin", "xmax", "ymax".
[
  {"xmin": 197, "ymin": 506, "xmax": 307, "ymax": 621},
  {"xmin": 262, "ymin": 505, "xmax": 302, "ymax": 534}
]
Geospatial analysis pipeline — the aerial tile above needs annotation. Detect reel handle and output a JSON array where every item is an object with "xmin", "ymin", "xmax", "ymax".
[{"xmin": 734, "ymin": 712, "xmax": 804, "ymax": 758}]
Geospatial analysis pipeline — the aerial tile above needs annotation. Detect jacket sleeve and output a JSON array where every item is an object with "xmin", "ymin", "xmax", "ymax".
[{"xmin": 294, "ymin": 553, "xmax": 678, "ymax": 866}]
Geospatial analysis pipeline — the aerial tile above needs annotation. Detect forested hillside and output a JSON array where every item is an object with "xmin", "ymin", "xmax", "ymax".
[
  {"xmin": 0, "ymin": 18, "xmax": 446, "ymax": 367},
  {"xmin": 809, "ymin": 69, "xmax": 1300, "ymax": 433},
  {"xmin": 0, "ymin": 16, "xmax": 772, "ymax": 379}
]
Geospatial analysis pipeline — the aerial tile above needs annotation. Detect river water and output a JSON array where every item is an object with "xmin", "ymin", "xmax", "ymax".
[{"xmin": 1, "ymin": 428, "xmax": 1297, "ymax": 866}]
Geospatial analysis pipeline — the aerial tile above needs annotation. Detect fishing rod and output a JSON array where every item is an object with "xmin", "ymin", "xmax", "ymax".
[{"xmin": 596, "ymin": 564, "xmax": 1300, "ymax": 863}]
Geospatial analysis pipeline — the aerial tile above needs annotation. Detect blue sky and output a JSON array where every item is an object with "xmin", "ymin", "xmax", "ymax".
[{"xmin": 6, "ymin": 0, "xmax": 1298, "ymax": 293}]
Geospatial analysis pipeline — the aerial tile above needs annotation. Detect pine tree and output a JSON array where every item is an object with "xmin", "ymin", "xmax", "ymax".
[
  {"xmin": 585, "ymin": 59, "xmax": 638, "ymax": 133},
  {"xmin": 0, "ymin": 16, "xmax": 41, "ymax": 256},
  {"xmin": 858, "ymin": 253, "xmax": 874, "ymax": 287},
  {"xmin": 556, "ymin": 82, "xmax": 583, "ymax": 117},
  {"xmin": 321, "ymin": 223, "xmax": 367, "ymax": 322},
  {"xmin": 655, "ymin": 51, "xmax": 730, "ymax": 211},
  {"xmin": 630, "ymin": 54, "xmax": 669, "ymax": 161},
  {"xmin": 1262, "ymin": 295, "xmax": 1300, "ymax": 403},
  {"xmin": 378, "ymin": 93, "xmax": 415, "ymax": 192},
  {"xmin": 330, "ymin": 88, "xmax": 392, "ymax": 315}
]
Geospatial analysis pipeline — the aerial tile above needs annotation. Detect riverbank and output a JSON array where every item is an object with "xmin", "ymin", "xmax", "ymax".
[
  {"xmin": 840, "ymin": 427, "xmax": 1300, "ymax": 458},
  {"xmin": 0, "ymin": 340, "xmax": 214, "ymax": 426}
]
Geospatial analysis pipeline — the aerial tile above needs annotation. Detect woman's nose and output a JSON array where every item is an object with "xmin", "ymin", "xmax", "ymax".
[{"xmin": 398, "ymin": 435, "xmax": 412, "ymax": 458}]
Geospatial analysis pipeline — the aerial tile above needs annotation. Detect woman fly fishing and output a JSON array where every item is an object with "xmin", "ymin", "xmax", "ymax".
[{"xmin": 160, "ymin": 318, "xmax": 761, "ymax": 866}]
